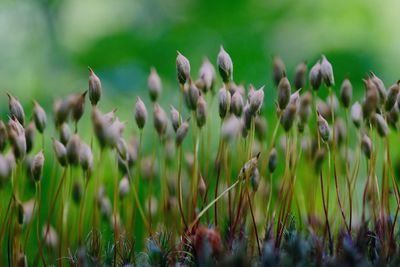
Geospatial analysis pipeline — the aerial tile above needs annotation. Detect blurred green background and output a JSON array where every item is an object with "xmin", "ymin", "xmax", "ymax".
[{"xmin": 1, "ymin": 0, "xmax": 399, "ymax": 113}]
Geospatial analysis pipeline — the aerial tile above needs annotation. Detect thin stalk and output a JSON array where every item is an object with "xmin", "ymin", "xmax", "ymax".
[
  {"xmin": 177, "ymin": 146, "xmax": 188, "ymax": 229},
  {"xmin": 36, "ymin": 182, "xmax": 45, "ymax": 266}
]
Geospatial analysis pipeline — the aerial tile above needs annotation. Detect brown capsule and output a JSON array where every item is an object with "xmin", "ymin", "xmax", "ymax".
[
  {"xmin": 350, "ymin": 102, "xmax": 363, "ymax": 128},
  {"xmin": 298, "ymin": 91, "xmax": 312, "ymax": 124},
  {"xmin": 317, "ymin": 112, "xmax": 330, "ymax": 142},
  {"xmin": 249, "ymin": 86, "xmax": 264, "ymax": 115},
  {"xmin": 386, "ymin": 82, "xmax": 399, "ymax": 111},
  {"xmin": 52, "ymin": 138, "xmax": 68, "ymax": 167},
  {"xmin": 88, "ymin": 67, "xmax": 102, "ymax": 106},
  {"xmin": 317, "ymin": 99, "xmax": 331, "ymax": 121},
  {"xmin": 187, "ymin": 79, "xmax": 200, "ymax": 110},
  {"xmin": 59, "ymin": 122, "xmax": 71, "ymax": 145},
  {"xmin": 153, "ymin": 103, "xmax": 168, "ymax": 137},
  {"xmin": 170, "ymin": 106, "xmax": 181, "ymax": 132},
  {"xmin": 66, "ymin": 134, "xmax": 80, "ymax": 165},
  {"xmin": 243, "ymin": 104, "xmax": 253, "ymax": 130},
  {"xmin": 196, "ymin": 95, "xmax": 207, "ymax": 128},
  {"xmin": 363, "ymin": 78, "xmax": 379, "ymax": 118},
  {"xmin": 116, "ymin": 137, "xmax": 129, "ymax": 161},
  {"xmin": 7, "ymin": 93, "xmax": 25, "ymax": 125},
  {"xmin": 309, "ymin": 62, "xmax": 322, "ymax": 91},
  {"xmin": 79, "ymin": 142, "xmax": 93, "ymax": 171},
  {"xmin": 8, "ymin": 118, "xmax": 26, "ymax": 159},
  {"xmin": 231, "ymin": 90, "xmax": 244, "ymax": 117},
  {"xmin": 250, "ymin": 167, "xmax": 260, "ymax": 192},
  {"xmin": 17, "ymin": 201, "xmax": 24, "ymax": 225},
  {"xmin": 280, "ymin": 102, "xmax": 297, "ymax": 132},
  {"xmin": 221, "ymin": 115, "xmax": 242, "ymax": 141},
  {"xmin": 33, "ymin": 101, "xmax": 47, "ymax": 133},
  {"xmin": 387, "ymin": 106, "xmax": 398, "ymax": 129},
  {"xmin": 31, "ymin": 150, "xmax": 44, "ymax": 182},
  {"xmin": 25, "ymin": 122, "xmax": 35, "ymax": 154},
  {"xmin": 53, "ymin": 98, "xmax": 70, "ymax": 126},
  {"xmin": 148, "ymin": 67, "xmax": 162, "ymax": 102},
  {"xmin": 176, "ymin": 51, "xmax": 191, "ymax": 85},
  {"xmin": 372, "ymin": 113, "xmax": 389, "ymax": 137},
  {"xmin": 198, "ymin": 175, "xmax": 206, "ymax": 199},
  {"xmin": 334, "ymin": 118, "xmax": 346, "ymax": 147},
  {"xmin": 272, "ymin": 56, "xmax": 286, "ymax": 86},
  {"xmin": 71, "ymin": 91, "xmax": 87, "ymax": 123},
  {"xmin": 176, "ymin": 120, "xmax": 190, "ymax": 146},
  {"xmin": 268, "ymin": 147, "xmax": 278, "ymax": 173},
  {"xmin": 218, "ymin": 87, "xmax": 231, "ymax": 119},
  {"xmin": 255, "ymin": 116, "xmax": 267, "ymax": 141},
  {"xmin": 294, "ymin": 62, "xmax": 307, "ymax": 90},
  {"xmin": 320, "ymin": 55, "xmax": 334, "ymax": 87},
  {"xmin": 278, "ymin": 76, "xmax": 291, "ymax": 110},
  {"xmin": 0, "ymin": 154, "xmax": 10, "ymax": 180},
  {"xmin": 0, "ymin": 120, "xmax": 7, "ymax": 152},
  {"xmin": 361, "ymin": 134, "xmax": 372, "ymax": 159},
  {"xmin": 370, "ymin": 72, "xmax": 386, "ymax": 105},
  {"xmin": 340, "ymin": 79, "xmax": 352, "ymax": 108},
  {"xmin": 217, "ymin": 45, "xmax": 233, "ymax": 83},
  {"xmin": 199, "ymin": 57, "xmax": 216, "ymax": 93},
  {"xmin": 119, "ymin": 176, "xmax": 130, "ymax": 199},
  {"xmin": 134, "ymin": 97, "xmax": 147, "ymax": 130}
]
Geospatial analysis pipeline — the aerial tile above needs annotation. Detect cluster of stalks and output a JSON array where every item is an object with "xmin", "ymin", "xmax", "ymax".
[{"xmin": 2, "ymin": 47, "xmax": 400, "ymax": 266}]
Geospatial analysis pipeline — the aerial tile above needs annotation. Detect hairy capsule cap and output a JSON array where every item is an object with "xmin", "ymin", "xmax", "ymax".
[
  {"xmin": 79, "ymin": 142, "xmax": 93, "ymax": 171},
  {"xmin": 196, "ymin": 95, "xmax": 207, "ymax": 128},
  {"xmin": 340, "ymin": 79, "xmax": 352, "ymax": 108},
  {"xmin": 0, "ymin": 121, "xmax": 7, "ymax": 152},
  {"xmin": 170, "ymin": 106, "xmax": 181, "ymax": 132},
  {"xmin": 280, "ymin": 102, "xmax": 297, "ymax": 132},
  {"xmin": 71, "ymin": 91, "xmax": 87, "ymax": 122},
  {"xmin": 218, "ymin": 87, "xmax": 231, "ymax": 119},
  {"xmin": 268, "ymin": 147, "xmax": 278, "ymax": 173},
  {"xmin": 320, "ymin": 55, "xmax": 334, "ymax": 87},
  {"xmin": 386, "ymin": 82, "xmax": 399, "ymax": 111},
  {"xmin": 52, "ymin": 138, "xmax": 67, "ymax": 167},
  {"xmin": 25, "ymin": 122, "xmax": 35, "ymax": 154},
  {"xmin": 175, "ymin": 120, "xmax": 190, "ymax": 146},
  {"xmin": 199, "ymin": 57, "xmax": 216, "ymax": 93},
  {"xmin": 372, "ymin": 113, "xmax": 389, "ymax": 137},
  {"xmin": 119, "ymin": 176, "xmax": 130, "ymax": 199},
  {"xmin": 309, "ymin": 62, "xmax": 322, "ymax": 91},
  {"xmin": 350, "ymin": 102, "xmax": 363, "ymax": 128},
  {"xmin": 88, "ymin": 67, "xmax": 102, "ymax": 106},
  {"xmin": 0, "ymin": 155, "xmax": 10, "ymax": 180},
  {"xmin": 176, "ymin": 51, "xmax": 190, "ymax": 85},
  {"xmin": 249, "ymin": 86, "xmax": 264, "ymax": 115},
  {"xmin": 217, "ymin": 46, "xmax": 233, "ymax": 83},
  {"xmin": 272, "ymin": 56, "xmax": 286, "ymax": 86},
  {"xmin": 148, "ymin": 67, "xmax": 162, "ymax": 102},
  {"xmin": 7, "ymin": 93, "xmax": 25, "ymax": 126},
  {"xmin": 134, "ymin": 97, "xmax": 147, "ymax": 130},
  {"xmin": 66, "ymin": 134, "xmax": 80, "ymax": 165},
  {"xmin": 31, "ymin": 150, "xmax": 44, "ymax": 182},
  {"xmin": 59, "ymin": 122, "xmax": 71, "ymax": 145},
  {"xmin": 317, "ymin": 112, "xmax": 331, "ymax": 142},
  {"xmin": 361, "ymin": 134, "xmax": 372, "ymax": 159},
  {"xmin": 33, "ymin": 101, "xmax": 47, "ymax": 133},
  {"xmin": 294, "ymin": 62, "xmax": 307, "ymax": 90},
  {"xmin": 370, "ymin": 72, "xmax": 386, "ymax": 104},
  {"xmin": 231, "ymin": 90, "xmax": 244, "ymax": 117},
  {"xmin": 153, "ymin": 103, "xmax": 168, "ymax": 136},
  {"xmin": 278, "ymin": 76, "xmax": 291, "ymax": 110}
]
